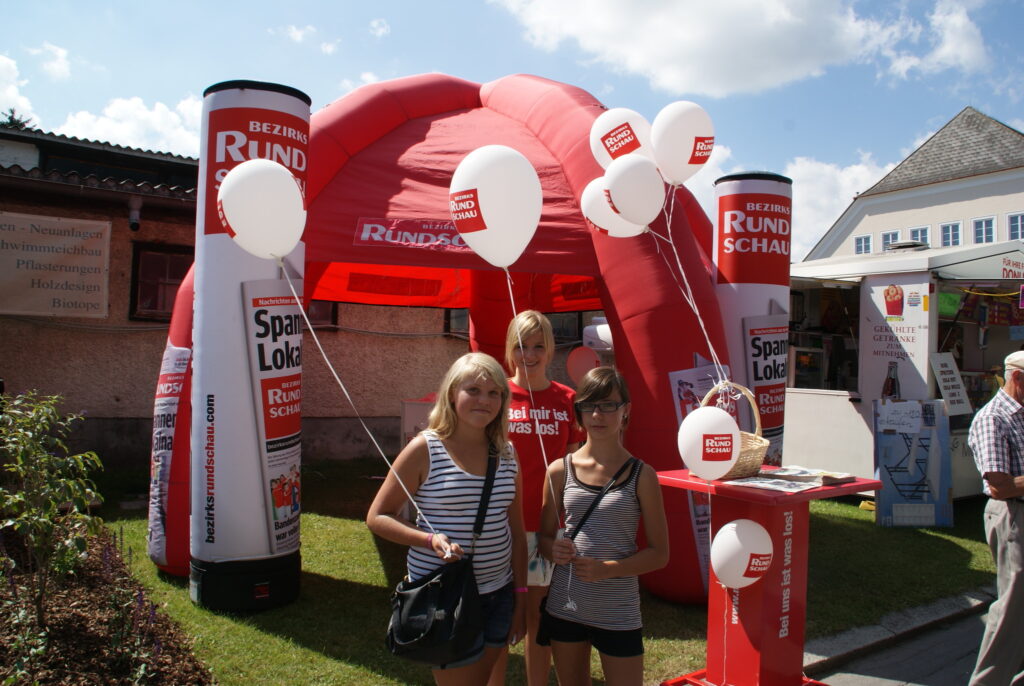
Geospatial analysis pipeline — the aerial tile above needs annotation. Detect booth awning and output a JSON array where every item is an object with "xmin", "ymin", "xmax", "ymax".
[{"xmin": 791, "ymin": 240, "xmax": 1024, "ymax": 283}]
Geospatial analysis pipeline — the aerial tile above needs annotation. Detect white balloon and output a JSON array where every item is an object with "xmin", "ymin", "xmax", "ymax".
[
  {"xmin": 449, "ymin": 145, "xmax": 542, "ymax": 268},
  {"xmin": 710, "ymin": 519, "xmax": 774, "ymax": 589},
  {"xmin": 677, "ymin": 406, "xmax": 740, "ymax": 481},
  {"xmin": 217, "ymin": 159, "xmax": 306, "ymax": 260},
  {"xmin": 580, "ymin": 177, "xmax": 646, "ymax": 238},
  {"xmin": 589, "ymin": 107, "xmax": 655, "ymax": 169},
  {"xmin": 604, "ymin": 155, "xmax": 666, "ymax": 226},
  {"xmin": 651, "ymin": 101, "xmax": 715, "ymax": 185}
]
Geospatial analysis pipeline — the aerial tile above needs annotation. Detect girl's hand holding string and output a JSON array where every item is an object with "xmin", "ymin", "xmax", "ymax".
[
  {"xmin": 551, "ymin": 538, "xmax": 576, "ymax": 566},
  {"xmin": 571, "ymin": 556, "xmax": 611, "ymax": 582},
  {"xmin": 425, "ymin": 532, "xmax": 463, "ymax": 561}
]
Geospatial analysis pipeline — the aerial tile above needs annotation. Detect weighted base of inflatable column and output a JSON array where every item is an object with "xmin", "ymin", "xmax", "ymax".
[{"xmin": 189, "ymin": 551, "xmax": 300, "ymax": 611}]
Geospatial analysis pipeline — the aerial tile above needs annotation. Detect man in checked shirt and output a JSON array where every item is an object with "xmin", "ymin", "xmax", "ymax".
[{"xmin": 968, "ymin": 350, "xmax": 1024, "ymax": 686}]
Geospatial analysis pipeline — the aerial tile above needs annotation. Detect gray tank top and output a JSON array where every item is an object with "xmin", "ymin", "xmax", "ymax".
[{"xmin": 546, "ymin": 455, "xmax": 643, "ymax": 631}]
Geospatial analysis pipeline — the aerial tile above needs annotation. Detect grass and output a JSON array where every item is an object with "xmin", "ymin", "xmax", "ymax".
[{"xmin": 101, "ymin": 460, "xmax": 995, "ymax": 686}]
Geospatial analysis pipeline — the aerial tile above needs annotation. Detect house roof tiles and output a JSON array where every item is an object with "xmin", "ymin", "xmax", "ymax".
[{"xmin": 859, "ymin": 107, "xmax": 1024, "ymax": 197}]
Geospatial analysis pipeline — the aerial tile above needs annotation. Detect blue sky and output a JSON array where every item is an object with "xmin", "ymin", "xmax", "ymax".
[{"xmin": 3, "ymin": 0, "xmax": 1022, "ymax": 258}]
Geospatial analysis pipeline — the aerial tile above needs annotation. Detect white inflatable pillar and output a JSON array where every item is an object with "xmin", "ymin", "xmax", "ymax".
[
  {"xmin": 712, "ymin": 172, "xmax": 792, "ymax": 466},
  {"xmin": 190, "ymin": 80, "xmax": 310, "ymax": 610}
]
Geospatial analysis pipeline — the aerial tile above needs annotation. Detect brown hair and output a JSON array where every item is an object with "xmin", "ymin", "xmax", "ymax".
[{"xmin": 574, "ymin": 366, "xmax": 631, "ymax": 429}]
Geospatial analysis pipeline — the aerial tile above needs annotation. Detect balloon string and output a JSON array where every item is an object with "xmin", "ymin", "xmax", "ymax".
[
  {"xmin": 655, "ymin": 190, "xmax": 730, "ymax": 391},
  {"xmin": 274, "ymin": 257, "xmax": 440, "ymax": 535},
  {"xmin": 503, "ymin": 268, "xmax": 563, "ymax": 530}
]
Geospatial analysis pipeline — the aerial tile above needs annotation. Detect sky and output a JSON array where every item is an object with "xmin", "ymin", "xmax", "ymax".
[{"xmin": 3, "ymin": 0, "xmax": 1023, "ymax": 260}]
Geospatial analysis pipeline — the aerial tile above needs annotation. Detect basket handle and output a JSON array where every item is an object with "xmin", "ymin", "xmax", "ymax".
[{"xmin": 698, "ymin": 381, "xmax": 763, "ymax": 438}]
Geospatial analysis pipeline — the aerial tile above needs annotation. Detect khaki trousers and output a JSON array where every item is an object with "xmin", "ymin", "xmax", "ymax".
[{"xmin": 970, "ymin": 498, "xmax": 1024, "ymax": 686}]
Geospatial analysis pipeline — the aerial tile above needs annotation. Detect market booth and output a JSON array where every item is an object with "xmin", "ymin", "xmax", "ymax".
[{"xmin": 784, "ymin": 240, "xmax": 1024, "ymax": 498}]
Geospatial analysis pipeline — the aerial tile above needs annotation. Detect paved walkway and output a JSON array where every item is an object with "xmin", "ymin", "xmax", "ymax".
[
  {"xmin": 813, "ymin": 612, "xmax": 984, "ymax": 685},
  {"xmin": 802, "ymin": 585, "xmax": 994, "ymax": 685}
]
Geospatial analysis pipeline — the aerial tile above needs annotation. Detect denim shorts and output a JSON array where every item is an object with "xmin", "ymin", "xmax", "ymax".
[{"xmin": 434, "ymin": 581, "xmax": 514, "ymax": 669}]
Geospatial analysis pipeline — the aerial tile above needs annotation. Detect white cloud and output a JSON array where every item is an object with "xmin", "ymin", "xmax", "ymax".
[
  {"xmin": 1010, "ymin": 118, "xmax": 1024, "ymax": 133},
  {"xmin": 339, "ymin": 72, "xmax": 380, "ymax": 93},
  {"xmin": 28, "ymin": 41, "xmax": 71, "ymax": 81},
  {"xmin": 55, "ymin": 96, "xmax": 200, "ymax": 158},
  {"xmin": 0, "ymin": 56, "xmax": 36, "ymax": 124},
  {"xmin": 492, "ymin": 0, "xmax": 988, "ymax": 97},
  {"xmin": 369, "ymin": 19, "xmax": 391, "ymax": 37},
  {"xmin": 885, "ymin": 0, "xmax": 989, "ymax": 78},
  {"xmin": 269, "ymin": 25, "xmax": 317, "ymax": 42},
  {"xmin": 783, "ymin": 152, "xmax": 895, "ymax": 260},
  {"xmin": 321, "ymin": 40, "xmax": 339, "ymax": 55}
]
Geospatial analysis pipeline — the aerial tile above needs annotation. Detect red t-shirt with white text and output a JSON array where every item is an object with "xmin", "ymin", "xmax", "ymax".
[{"xmin": 508, "ymin": 380, "xmax": 585, "ymax": 532}]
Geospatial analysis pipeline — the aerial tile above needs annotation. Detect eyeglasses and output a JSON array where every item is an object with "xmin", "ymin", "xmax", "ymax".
[{"xmin": 575, "ymin": 401, "xmax": 626, "ymax": 414}]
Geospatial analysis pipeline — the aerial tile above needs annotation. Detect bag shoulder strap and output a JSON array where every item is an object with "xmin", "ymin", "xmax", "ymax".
[
  {"xmin": 469, "ymin": 444, "xmax": 499, "ymax": 553},
  {"xmin": 568, "ymin": 456, "xmax": 636, "ymax": 541}
]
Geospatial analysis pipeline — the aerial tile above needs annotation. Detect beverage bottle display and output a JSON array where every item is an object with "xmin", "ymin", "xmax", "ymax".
[{"xmin": 881, "ymin": 361, "xmax": 901, "ymax": 400}]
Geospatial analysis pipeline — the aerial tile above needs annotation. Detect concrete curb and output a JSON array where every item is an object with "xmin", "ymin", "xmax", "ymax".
[{"xmin": 802, "ymin": 584, "xmax": 996, "ymax": 677}]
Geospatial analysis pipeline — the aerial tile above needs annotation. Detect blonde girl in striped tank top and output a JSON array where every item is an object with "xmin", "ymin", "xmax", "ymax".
[
  {"xmin": 537, "ymin": 367, "xmax": 669, "ymax": 686},
  {"xmin": 367, "ymin": 353, "xmax": 528, "ymax": 685}
]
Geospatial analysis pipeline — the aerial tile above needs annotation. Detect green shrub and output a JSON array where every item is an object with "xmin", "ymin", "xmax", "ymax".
[{"xmin": 0, "ymin": 391, "xmax": 104, "ymax": 628}]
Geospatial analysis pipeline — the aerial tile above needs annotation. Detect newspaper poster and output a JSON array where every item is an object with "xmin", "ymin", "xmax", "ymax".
[
  {"xmin": 242, "ymin": 279, "xmax": 303, "ymax": 555},
  {"xmin": 743, "ymin": 312, "xmax": 788, "ymax": 466}
]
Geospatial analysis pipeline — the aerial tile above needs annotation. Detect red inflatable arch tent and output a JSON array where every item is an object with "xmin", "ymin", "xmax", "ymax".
[{"xmin": 302, "ymin": 73, "xmax": 729, "ymax": 603}]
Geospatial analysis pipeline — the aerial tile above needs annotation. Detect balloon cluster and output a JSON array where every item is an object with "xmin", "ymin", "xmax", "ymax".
[{"xmin": 582, "ymin": 102, "xmax": 714, "ymax": 237}]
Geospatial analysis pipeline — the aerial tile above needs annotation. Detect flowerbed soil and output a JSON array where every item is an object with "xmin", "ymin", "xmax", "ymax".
[{"xmin": 1, "ymin": 532, "xmax": 214, "ymax": 685}]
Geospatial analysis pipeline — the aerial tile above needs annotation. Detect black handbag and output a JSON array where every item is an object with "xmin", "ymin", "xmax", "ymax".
[{"xmin": 385, "ymin": 447, "xmax": 498, "ymax": 665}]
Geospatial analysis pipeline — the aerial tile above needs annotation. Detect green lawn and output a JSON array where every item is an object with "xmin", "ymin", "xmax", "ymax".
[{"xmin": 105, "ymin": 460, "xmax": 994, "ymax": 686}]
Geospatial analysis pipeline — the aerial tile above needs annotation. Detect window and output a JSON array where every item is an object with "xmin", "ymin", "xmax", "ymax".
[
  {"xmin": 854, "ymin": 235, "xmax": 872, "ymax": 254},
  {"xmin": 130, "ymin": 243, "xmax": 193, "ymax": 321},
  {"xmin": 306, "ymin": 300, "xmax": 337, "ymax": 327},
  {"xmin": 444, "ymin": 309, "xmax": 602, "ymax": 344},
  {"xmin": 1009, "ymin": 213, "xmax": 1024, "ymax": 241},
  {"xmin": 909, "ymin": 226, "xmax": 929, "ymax": 245},
  {"xmin": 881, "ymin": 230, "xmax": 900, "ymax": 250},
  {"xmin": 941, "ymin": 222, "xmax": 961, "ymax": 247},
  {"xmin": 973, "ymin": 217, "xmax": 994, "ymax": 243},
  {"xmin": 445, "ymin": 308, "xmax": 469, "ymax": 336}
]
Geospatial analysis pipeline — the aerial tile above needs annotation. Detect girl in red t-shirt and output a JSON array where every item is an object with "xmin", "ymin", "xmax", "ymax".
[{"xmin": 489, "ymin": 310, "xmax": 584, "ymax": 686}]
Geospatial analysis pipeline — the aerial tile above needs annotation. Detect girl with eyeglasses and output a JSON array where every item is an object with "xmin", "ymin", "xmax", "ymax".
[{"xmin": 536, "ymin": 366, "xmax": 669, "ymax": 686}]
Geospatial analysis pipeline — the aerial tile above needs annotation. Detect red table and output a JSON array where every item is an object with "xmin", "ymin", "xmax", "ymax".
[{"xmin": 657, "ymin": 470, "xmax": 882, "ymax": 686}]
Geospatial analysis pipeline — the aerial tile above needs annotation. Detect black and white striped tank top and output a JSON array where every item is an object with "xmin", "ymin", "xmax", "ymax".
[
  {"xmin": 406, "ymin": 431, "xmax": 518, "ymax": 594},
  {"xmin": 546, "ymin": 455, "xmax": 643, "ymax": 631}
]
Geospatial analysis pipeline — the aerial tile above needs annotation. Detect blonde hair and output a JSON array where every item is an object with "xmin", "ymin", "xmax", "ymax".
[
  {"xmin": 428, "ymin": 352, "xmax": 511, "ymax": 455},
  {"xmin": 504, "ymin": 310, "xmax": 555, "ymax": 372}
]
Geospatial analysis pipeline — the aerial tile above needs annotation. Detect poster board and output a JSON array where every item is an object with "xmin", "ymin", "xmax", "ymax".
[
  {"xmin": 928, "ymin": 352, "xmax": 972, "ymax": 416},
  {"xmin": 873, "ymin": 399, "xmax": 953, "ymax": 527}
]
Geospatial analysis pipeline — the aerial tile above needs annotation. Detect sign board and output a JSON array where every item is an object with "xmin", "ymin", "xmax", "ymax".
[
  {"xmin": 929, "ymin": 352, "xmax": 972, "ymax": 416},
  {"xmin": 0, "ymin": 210, "xmax": 110, "ymax": 317},
  {"xmin": 873, "ymin": 400, "xmax": 953, "ymax": 527},
  {"xmin": 859, "ymin": 273, "xmax": 932, "ymax": 401}
]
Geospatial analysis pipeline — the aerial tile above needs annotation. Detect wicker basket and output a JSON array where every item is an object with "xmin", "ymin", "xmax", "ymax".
[{"xmin": 698, "ymin": 381, "xmax": 769, "ymax": 480}]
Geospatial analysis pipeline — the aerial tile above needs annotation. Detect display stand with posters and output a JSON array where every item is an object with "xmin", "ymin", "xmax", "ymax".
[
  {"xmin": 873, "ymin": 399, "xmax": 953, "ymax": 527},
  {"xmin": 658, "ymin": 470, "xmax": 882, "ymax": 686}
]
